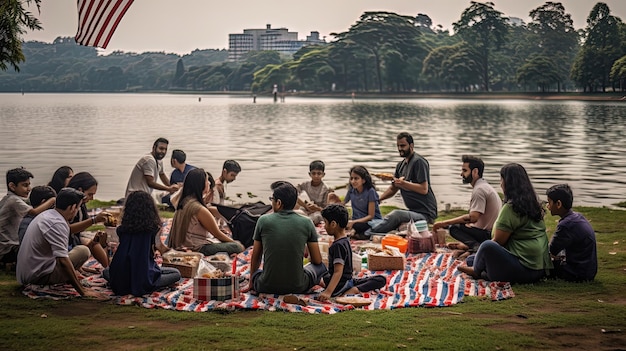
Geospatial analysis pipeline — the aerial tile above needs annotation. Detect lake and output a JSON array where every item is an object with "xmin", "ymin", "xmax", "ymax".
[{"xmin": 1, "ymin": 93, "xmax": 625, "ymax": 210}]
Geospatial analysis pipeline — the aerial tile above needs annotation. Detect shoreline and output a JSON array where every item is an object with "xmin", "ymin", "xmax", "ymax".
[
  {"xmin": 9, "ymin": 91, "xmax": 626, "ymax": 102},
  {"xmin": 288, "ymin": 91, "xmax": 626, "ymax": 102}
]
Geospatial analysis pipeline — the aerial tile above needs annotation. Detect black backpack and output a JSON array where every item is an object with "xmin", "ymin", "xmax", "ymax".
[{"xmin": 215, "ymin": 201, "xmax": 272, "ymax": 248}]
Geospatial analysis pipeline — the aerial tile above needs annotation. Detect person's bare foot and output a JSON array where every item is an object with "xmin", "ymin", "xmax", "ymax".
[
  {"xmin": 283, "ymin": 295, "xmax": 307, "ymax": 306},
  {"xmin": 453, "ymin": 250, "xmax": 470, "ymax": 261},
  {"xmin": 447, "ymin": 242, "xmax": 469, "ymax": 250},
  {"xmin": 457, "ymin": 265, "xmax": 480, "ymax": 279}
]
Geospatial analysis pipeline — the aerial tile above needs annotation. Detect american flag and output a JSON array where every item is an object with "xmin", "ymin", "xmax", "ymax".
[{"xmin": 74, "ymin": 0, "xmax": 135, "ymax": 49}]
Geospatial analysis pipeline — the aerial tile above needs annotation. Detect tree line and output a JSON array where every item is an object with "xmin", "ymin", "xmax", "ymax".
[{"xmin": 2, "ymin": 1, "xmax": 626, "ymax": 93}]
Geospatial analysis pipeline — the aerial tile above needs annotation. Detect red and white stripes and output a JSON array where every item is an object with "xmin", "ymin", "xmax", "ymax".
[{"xmin": 74, "ymin": 0, "xmax": 135, "ymax": 48}]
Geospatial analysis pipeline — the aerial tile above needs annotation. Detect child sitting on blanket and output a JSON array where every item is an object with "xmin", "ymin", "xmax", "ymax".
[
  {"xmin": 338, "ymin": 166, "xmax": 383, "ymax": 240},
  {"xmin": 317, "ymin": 204, "xmax": 386, "ymax": 301},
  {"xmin": 295, "ymin": 160, "xmax": 331, "ymax": 225}
]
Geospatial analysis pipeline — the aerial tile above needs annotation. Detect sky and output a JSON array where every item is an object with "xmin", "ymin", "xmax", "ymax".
[{"xmin": 23, "ymin": 0, "xmax": 626, "ymax": 56}]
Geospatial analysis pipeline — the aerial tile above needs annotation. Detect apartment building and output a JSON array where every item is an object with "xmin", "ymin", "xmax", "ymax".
[{"xmin": 228, "ymin": 24, "xmax": 324, "ymax": 62}]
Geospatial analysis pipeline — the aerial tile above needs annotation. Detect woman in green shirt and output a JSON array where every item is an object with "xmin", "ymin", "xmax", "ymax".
[{"xmin": 458, "ymin": 163, "xmax": 552, "ymax": 283}]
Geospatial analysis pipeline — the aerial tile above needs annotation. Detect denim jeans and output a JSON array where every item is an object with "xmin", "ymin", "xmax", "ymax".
[
  {"xmin": 472, "ymin": 240, "xmax": 545, "ymax": 283},
  {"xmin": 365, "ymin": 209, "xmax": 429, "ymax": 236}
]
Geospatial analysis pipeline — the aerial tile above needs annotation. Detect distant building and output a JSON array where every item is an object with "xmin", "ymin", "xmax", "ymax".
[
  {"xmin": 228, "ymin": 24, "xmax": 325, "ymax": 62},
  {"xmin": 508, "ymin": 17, "xmax": 525, "ymax": 27}
]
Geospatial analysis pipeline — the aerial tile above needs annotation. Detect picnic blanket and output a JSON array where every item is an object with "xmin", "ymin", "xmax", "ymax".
[
  {"xmin": 22, "ymin": 218, "xmax": 514, "ymax": 313},
  {"xmin": 22, "ymin": 250, "xmax": 514, "ymax": 314}
]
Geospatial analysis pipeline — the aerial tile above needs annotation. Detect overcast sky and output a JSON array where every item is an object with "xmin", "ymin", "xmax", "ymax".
[{"xmin": 23, "ymin": 0, "xmax": 626, "ymax": 55}]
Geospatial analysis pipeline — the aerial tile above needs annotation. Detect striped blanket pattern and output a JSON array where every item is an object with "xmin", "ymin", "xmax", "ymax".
[{"xmin": 22, "ymin": 250, "xmax": 514, "ymax": 314}]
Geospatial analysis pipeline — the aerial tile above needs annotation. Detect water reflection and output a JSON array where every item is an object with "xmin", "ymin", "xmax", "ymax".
[{"xmin": 0, "ymin": 94, "xmax": 624, "ymax": 209}]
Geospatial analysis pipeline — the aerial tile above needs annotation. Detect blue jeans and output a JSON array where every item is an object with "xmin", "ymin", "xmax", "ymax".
[
  {"xmin": 472, "ymin": 240, "xmax": 545, "ymax": 284},
  {"xmin": 365, "ymin": 209, "xmax": 429, "ymax": 235}
]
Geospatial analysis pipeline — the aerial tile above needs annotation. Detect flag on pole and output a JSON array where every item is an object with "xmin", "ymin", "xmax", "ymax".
[{"xmin": 75, "ymin": 0, "xmax": 135, "ymax": 49}]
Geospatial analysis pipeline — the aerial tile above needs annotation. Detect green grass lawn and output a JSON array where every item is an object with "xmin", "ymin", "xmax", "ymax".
[{"xmin": 1, "ymin": 206, "xmax": 624, "ymax": 350}]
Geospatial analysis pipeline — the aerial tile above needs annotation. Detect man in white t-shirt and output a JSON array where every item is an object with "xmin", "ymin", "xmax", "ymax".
[
  {"xmin": 433, "ymin": 155, "xmax": 502, "ymax": 253},
  {"xmin": 125, "ymin": 137, "xmax": 179, "ymax": 199}
]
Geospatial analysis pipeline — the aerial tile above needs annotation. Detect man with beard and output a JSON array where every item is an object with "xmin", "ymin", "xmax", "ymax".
[
  {"xmin": 125, "ymin": 138, "xmax": 179, "ymax": 199},
  {"xmin": 366, "ymin": 132, "xmax": 438, "ymax": 238},
  {"xmin": 432, "ymin": 155, "xmax": 501, "ymax": 255}
]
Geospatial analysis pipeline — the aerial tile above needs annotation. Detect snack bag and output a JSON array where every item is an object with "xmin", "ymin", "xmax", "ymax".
[{"xmin": 406, "ymin": 219, "xmax": 420, "ymax": 238}]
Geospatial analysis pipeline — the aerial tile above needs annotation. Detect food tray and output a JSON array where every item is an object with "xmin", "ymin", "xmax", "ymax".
[{"xmin": 162, "ymin": 252, "xmax": 203, "ymax": 278}]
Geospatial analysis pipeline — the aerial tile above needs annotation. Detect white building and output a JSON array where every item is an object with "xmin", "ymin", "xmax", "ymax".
[
  {"xmin": 508, "ymin": 17, "xmax": 525, "ymax": 27},
  {"xmin": 228, "ymin": 24, "xmax": 324, "ymax": 62}
]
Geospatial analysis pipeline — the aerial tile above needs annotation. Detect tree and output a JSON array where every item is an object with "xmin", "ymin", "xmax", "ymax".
[
  {"xmin": 415, "ymin": 13, "xmax": 433, "ymax": 31},
  {"xmin": 571, "ymin": 2, "xmax": 624, "ymax": 91},
  {"xmin": 610, "ymin": 55, "xmax": 626, "ymax": 91},
  {"xmin": 517, "ymin": 55, "xmax": 560, "ymax": 92},
  {"xmin": 0, "ymin": 0, "xmax": 42, "ymax": 71},
  {"xmin": 291, "ymin": 48, "xmax": 332, "ymax": 91},
  {"xmin": 241, "ymin": 51, "xmax": 282, "ymax": 69},
  {"xmin": 571, "ymin": 47, "xmax": 599, "ymax": 92},
  {"xmin": 453, "ymin": 1, "xmax": 509, "ymax": 91},
  {"xmin": 251, "ymin": 63, "xmax": 290, "ymax": 92},
  {"xmin": 423, "ymin": 42, "xmax": 480, "ymax": 91},
  {"xmin": 333, "ymin": 11, "xmax": 422, "ymax": 92},
  {"xmin": 172, "ymin": 58, "xmax": 185, "ymax": 87},
  {"xmin": 490, "ymin": 23, "xmax": 534, "ymax": 91},
  {"xmin": 526, "ymin": 2, "xmax": 579, "ymax": 91}
]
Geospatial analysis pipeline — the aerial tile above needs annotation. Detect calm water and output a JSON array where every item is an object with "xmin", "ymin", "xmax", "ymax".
[{"xmin": 1, "ymin": 93, "xmax": 625, "ymax": 209}]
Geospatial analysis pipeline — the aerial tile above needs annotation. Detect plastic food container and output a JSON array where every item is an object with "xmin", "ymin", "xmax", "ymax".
[
  {"xmin": 414, "ymin": 220, "xmax": 429, "ymax": 232},
  {"xmin": 381, "ymin": 235, "xmax": 408, "ymax": 253}
]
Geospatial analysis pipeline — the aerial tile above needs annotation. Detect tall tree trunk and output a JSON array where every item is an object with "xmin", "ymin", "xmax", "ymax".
[
  {"xmin": 373, "ymin": 51, "xmax": 383, "ymax": 93},
  {"xmin": 481, "ymin": 53, "xmax": 489, "ymax": 92},
  {"xmin": 342, "ymin": 63, "xmax": 348, "ymax": 92},
  {"xmin": 362, "ymin": 59, "xmax": 368, "ymax": 92}
]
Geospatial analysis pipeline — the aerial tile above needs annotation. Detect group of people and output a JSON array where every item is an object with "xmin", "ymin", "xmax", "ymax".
[
  {"xmin": 0, "ymin": 136, "xmax": 247, "ymax": 298},
  {"xmin": 251, "ymin": 131, "xmax": 597, "ymax": 289},
  {"xmin": 0, "ymin": 168, "xmax": 110, "ymax": 298},
  {"xmin": 0, "ymin": 131, "xmax": 598, "ymax": 301}
]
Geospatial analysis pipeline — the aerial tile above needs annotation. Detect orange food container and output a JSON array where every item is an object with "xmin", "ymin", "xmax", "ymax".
[{"xmin": 381, "ymin": 235, "xmax": 408, "ymax": 253}]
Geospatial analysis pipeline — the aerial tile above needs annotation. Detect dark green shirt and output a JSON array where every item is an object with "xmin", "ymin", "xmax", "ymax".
[{"xmin": 253, "ymin": 210, "xmax": 318, "ymax": 294}]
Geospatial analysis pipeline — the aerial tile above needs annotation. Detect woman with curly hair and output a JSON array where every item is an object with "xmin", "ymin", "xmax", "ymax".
[
  {"xmin": 48, "ymin": 166, "xmax": 73, "ymax": 194},
  {"xmin": 104, "ymin": 191, "xmax": 181, "ymax": 296},
  {"xmin": 458, "ymin": 163, "xmax": 552, "ymax": 283},
  {"xmin": 341, "ymin": 166, "xmax": 382, "ymax": 240},
  {"xmin": 168, "ymin": 168, "xmax": 244, "ymax": 256}
]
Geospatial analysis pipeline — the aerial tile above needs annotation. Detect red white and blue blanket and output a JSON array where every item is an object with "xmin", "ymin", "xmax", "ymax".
[{"xmin": 22, "ymin": 249, "xmax": 514, "ymax": 314}]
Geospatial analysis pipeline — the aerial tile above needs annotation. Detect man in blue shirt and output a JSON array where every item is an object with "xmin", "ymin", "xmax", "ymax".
[{"xmin": 162, "ymin": 149, "xmax": 195, "ymax": 209}]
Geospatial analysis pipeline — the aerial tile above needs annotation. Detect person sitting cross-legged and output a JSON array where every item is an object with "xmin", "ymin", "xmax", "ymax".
[
  {"xmin": 249, "ymin": 181, "xmax": 327, "ymax": 295},
  {"xmin": 457, "ymin": 163, "xmax": 552, "ymax": 284},
  {"xmin": 103, "ymin": 191, "xmax": 181, "ymax": 296},
  {"xmin": 17, "ymin": 188, "xmax": 108, "ymax": 299},
  {"xmin": 432, "ymin": 155, "xmax": 501, "ymax": 259}
]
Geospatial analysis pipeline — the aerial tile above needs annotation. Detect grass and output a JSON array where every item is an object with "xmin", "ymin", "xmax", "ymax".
[{"xmin": 1, "ymin": 206, "xmax": 625, "ymax": 350}]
